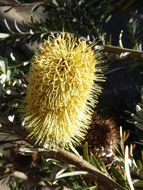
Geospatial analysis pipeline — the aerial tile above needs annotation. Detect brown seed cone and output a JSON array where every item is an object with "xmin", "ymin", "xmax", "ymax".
[
  {"xmin": 10, "ymin": 148, "xmax": 39, "ymax": 171},
  {"xmin": 85, "ymin": 113, "xmax": 120, "ymax": 164}
]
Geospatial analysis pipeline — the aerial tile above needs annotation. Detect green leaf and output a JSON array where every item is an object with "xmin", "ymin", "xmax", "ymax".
[
  {"xmin": 134, "ymin": 179, "xmax": 143, "ymax": 189},
  {"xmin": 83, "ymin": 141, "xmax": 89, "ymax": 162},
  {"xmin": 111, "ymin": 166, "xmax": 127, "ymax": 188},
  {"xmin": 0, "ymin": 59, "xmax": 7, "ymax": 74},
  {"xmin": 141, "ymin": 151, "xmax": 143, "ymax": 162},
  {"xmin": 90, "ymin": 155, "xmax": 103, "ymax": 171},
  {"xmin": 4, "ymin": 58, "xmax": 8, "ymax": 74},
  {"xmin": 136, "ymin": 160, "xmax": 143, "ymax": 170}
]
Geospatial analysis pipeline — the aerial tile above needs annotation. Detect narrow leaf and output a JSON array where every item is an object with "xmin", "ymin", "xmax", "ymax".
[
  {"xmin": 83, "ymin": 141, "xmax": 89, "ymax": 162},
  {"xmin": 0, "ymin": 33, "xmax": 9, "ymax": 39},
  {"xmin": 56, "ymin": 171, "xmax": 88, "ymax": 179},
  {"xmin": 90, "ymin": 155, "xmax": 103, "ymax": 171},
  {"xmin": 111, "ymin": 166, "xmax": 126, "ymax": 187},
  {"xmin": 125, "ymin": 146, "xmax": 135, "ymax": 190}
]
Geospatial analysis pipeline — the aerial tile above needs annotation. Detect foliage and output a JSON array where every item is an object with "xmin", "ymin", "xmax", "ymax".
[{"xmin": 0, "ymin": 0, "xmax": 143, "ymax": 190}]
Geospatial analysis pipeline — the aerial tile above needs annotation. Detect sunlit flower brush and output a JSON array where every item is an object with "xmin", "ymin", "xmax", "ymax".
[{"xmin": 22, "ymin": 32, "xmax": 104, "ymax": 149}]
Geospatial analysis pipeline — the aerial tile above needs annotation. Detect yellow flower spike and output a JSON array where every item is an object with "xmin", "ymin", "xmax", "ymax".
[{"xmin": 22, "ymin": 32, "xmax": 104, "ymax": 149}]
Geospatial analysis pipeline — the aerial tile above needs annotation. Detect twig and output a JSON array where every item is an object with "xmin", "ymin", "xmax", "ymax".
[
  {"xmin": 0, "ymin": 116, "xmax": 28, "ymax": 139},
  {"xmin": 103, "ymin": 45, "xmax": 143, "ymax": 59},
  {"xmin": 2, "ymin": 30, "xmax": 143, "ymax": 60},
  {"xmin": 0, "ymin": 116, "xmax": 126, "ymax": 190},
  {"xmin": 1, "ymin": 26, "xmax": 143, "ymax": 60},
  {"xmin": 44, "ymin": 148, "xmax": 125, "ymax": 190}
]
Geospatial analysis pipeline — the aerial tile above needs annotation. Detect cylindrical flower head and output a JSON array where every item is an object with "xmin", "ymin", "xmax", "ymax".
[{"xmin": 23, "ymin": 33, "xmax": 103, "ymax": 149}]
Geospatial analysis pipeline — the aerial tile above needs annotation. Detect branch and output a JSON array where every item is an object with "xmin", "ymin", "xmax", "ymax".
[
  {"xmin": 0, "ymin": 116, "xmax": 126, "ymax": 190},
  {"xmin": 103, "ymin": 45, "xmax": 143, "ymax": 59},
  {"xmin": 0, "ymin": 116, "xmax": 28, "ymax": 139},
  {"xmin": 1, "ymin": 27, "xmax": 143, "ymax": 60},
  {"xmin": 44, "ymin": 148, "xmax": 125, "ymax": 190}
]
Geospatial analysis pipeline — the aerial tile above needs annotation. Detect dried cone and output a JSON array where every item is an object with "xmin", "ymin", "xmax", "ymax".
[
  {"xmin": 85, "ymin": 113, "xmax": 120, "ymax": 163},
  {"xmin": 22, "ymin": 33, "xmax": 104, "ymax": 149}
]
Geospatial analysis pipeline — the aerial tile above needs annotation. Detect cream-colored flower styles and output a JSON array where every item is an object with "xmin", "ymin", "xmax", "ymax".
[{"xmin": 22, "ymin": 33, "xmax": 103, "ymax": 149}]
